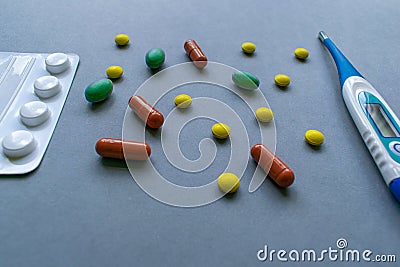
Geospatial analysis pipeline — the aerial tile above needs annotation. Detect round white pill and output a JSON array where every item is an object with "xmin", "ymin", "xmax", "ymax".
[
  {"xmin": 45, "ymin": 53, "xmax": 70, "ymax": 74},
  {"xmin": 2, "ymin": 130, "xmax": 36, "ymax": 158},
  {"xmin": 20, "ymin": 101, "xmax": 50, "ymax": 127},
  {"xmin": 34, "ymin": 75, "xmax": 61, "ymax": 98}
]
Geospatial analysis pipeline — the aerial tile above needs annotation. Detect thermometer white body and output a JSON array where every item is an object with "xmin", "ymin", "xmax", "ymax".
[
  {"xmin": 343, "ymin": 76, "xmax": 400, "ymax": 186},
  {"xmin": 319, "ymin": 31, "xmax": 400, "ymax": 202}
]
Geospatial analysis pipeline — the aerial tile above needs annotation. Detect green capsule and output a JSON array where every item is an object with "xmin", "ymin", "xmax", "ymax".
[
  {"xmin": 84, "ymin": 79, "xmax": 113, "ymax": 103},
  {"xmin": 145, "ymin": 48, "xmax": 165, "ymax": 69},
  {"xmin": 232, "ymin": 71, "xmax": 260, "ymax": 90}
]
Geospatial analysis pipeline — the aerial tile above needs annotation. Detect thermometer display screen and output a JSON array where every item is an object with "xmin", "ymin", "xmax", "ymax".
[{"xmin": 365, "ymin": 104, "xmax": 400, "ymax": 137}]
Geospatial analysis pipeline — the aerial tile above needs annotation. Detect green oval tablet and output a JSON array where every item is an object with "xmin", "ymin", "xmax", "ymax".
[
  {"xmin": 145, "ymin": 48, "xmax": 165, "ymax": 69},
  {"xmin": 232, "ymin": 71, "xmax": 260, "ymax": 90},
  {"xmin": 84, "ymin": 79, "xmax": 113, "ymax": 103}
]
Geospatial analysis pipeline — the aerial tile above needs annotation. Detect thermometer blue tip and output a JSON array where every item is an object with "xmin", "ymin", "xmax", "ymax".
[
  {"xmin": 318, "ymin": 31, "xmax": 363, "ymax": 86},
  {"xmin": 389, "ymin": 178, "xmax": 400, "ymax": 202}
]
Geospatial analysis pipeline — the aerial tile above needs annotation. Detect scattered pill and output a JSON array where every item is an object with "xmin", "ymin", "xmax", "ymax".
[
  {"xmin": 184, "ymin": 39, "xmax": 208, "ymax": 68},
  {"xmin": 34, "ymin": 75, "xmax": 62, "ymax": 98},
  {"xmin": 217, "ymin": 173, "xmax": 240, "ymax": 193},
  {"xmin": 294, "ymin": 48, "xmax": 309, "ymax": 59},
  {"xmin": 45, "ymin": 53, "xmax": 70, "ymax": 74},
  {"xmin": 241, "ymin": 42, "xmax": 256, "ymax": 54},
  {"xmin": 84, "ymin": 79, "xmax": 113, "ymax": 103},
  {"xmin": 128, "ymin": 95, "xmax": 164, "ymax": 129},
  {"xmin": 274, "ymin": 74, "xmax": 291, "ymax": 87},
  {"xmin": 2, "ymin": 130, "xmax": 36, "ymax": 158},
  {"xmin": 232, "ymin": 71, "xmax": 260, "ymax": 90},
  {"xmin": 19, "ymin": 101, "xmax": 50, "ymax": 127},
  {"xmin": 106, "ymin": 66, "xmax": 123, "ymax": 79},
  {"xmin": 251, "ymin": 144, "xmax": 295, "ymax": 187},
  {"xmin": 95, "ymin": 138, "xmax": 151, "ymax": 160},
  {"xmin": 145, "ymin": 48, "xmax": 165, "ymax": 69},
  {"xmin": 256, "ymin": 107, "xmax": 274, "ymax": 122},
  {"xmin": 305, "ymin": 130, "xmax": 325, "ymax": 146},
  {"xmin": 212, "ymin": 123, "xmax": 230, "ymax": 139},
  {"xmin": 114, "ymin": 34, "xmax": 130, "ymax": 46},
  {"xmin": 174, "ymin": 94, "xmax": 192, "ymax": 108}
]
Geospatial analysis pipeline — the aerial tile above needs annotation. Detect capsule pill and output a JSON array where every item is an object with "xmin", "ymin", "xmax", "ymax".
[
  {"xmin": 95, "ymin": 138, "xmax": 151, "ymax": 160},
  {"xmin": 184, "ymin": 39, "xmax": 208, "ymax": 68},
  {"xmin": 251, "ymin": 144, "xmax": 295, "ymax": 187},
  {"xmin": 305, "ymin": 130, "xmax": 324, "ymax": 146},
  {"xmin": 217, "ymin": 173, "xmax": 240, "ymax": 193},
  {"xmin": 174, "ymin": 94, "xmax": 192, "ymax": 108},
  {"xmin": 212, "ymin": 123, "xmax": 230, "ymax": 139},
  {"xmin": 128, "ymin": 95, "xmax": 164, "ymax": 129},
  {"xmin": 294, "ymin": 48, "xmax": 309, "ymax": 59},
  {"xmin": 114, "ymin": 34, "xmax": 130, "ymax": 46}
]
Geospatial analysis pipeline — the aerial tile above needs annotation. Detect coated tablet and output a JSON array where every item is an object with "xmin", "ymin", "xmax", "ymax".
[
  {"xmin": 305, "ymin": 130, "xmax": 324, "ymax": 146},
  {"xmin": 174, "ymin": 94, "xmax": 192, "ymax": 108},
  {"xmin": 217, "ymin": 173, "xmax": 240, "ymax": 193},
  {"xmin": 274, "ymin": 74, "xmax": 291, "ymax": 87},
  {"xmin": 212, "ymin": 123, "xmax": 230, "ymax": 139}
]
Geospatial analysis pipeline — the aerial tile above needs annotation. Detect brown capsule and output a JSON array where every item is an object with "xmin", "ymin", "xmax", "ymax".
[
  {"xmin": 128, "ymin": 95, "xmax": 164, "ymax": 129},
  {"xmin": 250, "ymin": 144, "xmax": 295, "ymax": 187},
  {"xmin": 184, "ymin": 39, "xmax": 208, "ymax": 68},
  {"xmin": 95, "ymin": 138, "xmax": 151, "ymax": 160}
]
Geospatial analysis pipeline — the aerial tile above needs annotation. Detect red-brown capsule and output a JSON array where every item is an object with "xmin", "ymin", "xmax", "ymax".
[
  {"xmin": 95, "ymin": 138, "xmax": 151, "ymax": 160},
  {"xmin": 250, "ymin": 144, "xmax": 295, "ymax": 187},
  {"xmin": 128, "ymin": 95, "xmax": 164, "ymax": 129},
  {"xmin": 184, "ymin": 39, "xmax": 208, "ymax": 68}
]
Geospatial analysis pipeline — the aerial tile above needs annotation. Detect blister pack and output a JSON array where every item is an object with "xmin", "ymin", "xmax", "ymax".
[{"xmin": 0, "ymin": 52, "xmax": 79, "ymax": 175}]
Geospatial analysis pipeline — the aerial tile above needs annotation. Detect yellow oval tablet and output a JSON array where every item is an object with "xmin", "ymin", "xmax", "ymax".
[
  {"xmin": 294, "ymin": 48, "xmax": 309, "ymax": 59},
  {"xmin": 256, "ymin": 107, "xmax": 274, "ymax": 122},
  {"xmin": 106, "ymin": 66, "xmax": 123, "ymax": 79},
  {"xmin": 218, "ymin": 173, "xmax": 240, "ymax": 193},
  {"xmin": 274, "ymin": 74, "xmax": 291, "ymax": 87},
  {"xmin": 305, "ymin": 130, "xmax": 325, "ymax": 146},
  {"xmin": 212, "ymin": 123, "xmax": 230, "ymax": 139},
  {"xmin": 174, "ymin": 94, "xmax": 192, "ymax": 108},
  {"xmin": 114, "ymin": 34, "xmax": 130, "ymax": 46},
  {"xmin": 241, "ymin": 42, "xmax": 256, "ymax": 54}
]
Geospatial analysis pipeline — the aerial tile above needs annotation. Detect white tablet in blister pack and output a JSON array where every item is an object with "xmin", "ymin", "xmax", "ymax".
[{"xmin": 0, "ymin": 52, "xmax": 79, "ymax": 175}]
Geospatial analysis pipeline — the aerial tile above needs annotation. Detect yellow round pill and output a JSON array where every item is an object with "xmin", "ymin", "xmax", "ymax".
[
  {"xmin": 217, "ymin": 173, "xmax": 240, "ymax": 193},
  {"xmin": 114, "ymin": 34, "xmax": 130, "ymax": 46},
  {"xmin": 256, "ymin": 107, "xmax": 274, "ymax": 122},
  {"xmin": 174, "ymin": 94, "xmax": 192, "ymax": 108},
  {"xmin": 274, "ymin": 74, "xmax": 291, "ymax": 87},
  {"xmin": 294, "ymin": 48, "xmax": 309, "ymax": 59},
  {"xmin": 241, "ymin": 42, "xmax": 256, "ymax": 54},
  {"xmin": 212, "ymin": 123, "xmax": 230, "ymax": 139},
  {"xmin": 305, "ymin": 130, "xmax": 325, "ymax": 146},
  {"xmin": 106, "ymin": 66, "xmax": 123, "ymax": 79}
]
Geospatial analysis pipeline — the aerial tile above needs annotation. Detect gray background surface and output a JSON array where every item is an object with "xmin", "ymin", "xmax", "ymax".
[{"xmin": 1, "ymin": 0, "xmax": 399, "ymax": 266}]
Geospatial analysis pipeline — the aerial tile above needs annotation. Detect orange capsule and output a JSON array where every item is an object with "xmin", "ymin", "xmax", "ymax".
[
  {"xmin": 95, "ymin": 138, "xmax": 151, "ymax": 160},
  {"xmin": 250, "ymin": 144, "xmax": 295, "ymax": 187},
  {"xmin": 184, "ymin": 39, "xmax": 208, "ymax": 68},
  {"xmin": 128, "ymin": 95, "xmax": 164, "ymax": 129}
]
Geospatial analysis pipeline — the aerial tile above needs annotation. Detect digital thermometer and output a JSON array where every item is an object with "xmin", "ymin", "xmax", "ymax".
[{"xmin": 319, "ymin": 31, "xmax": 400, "ymax": 202}]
